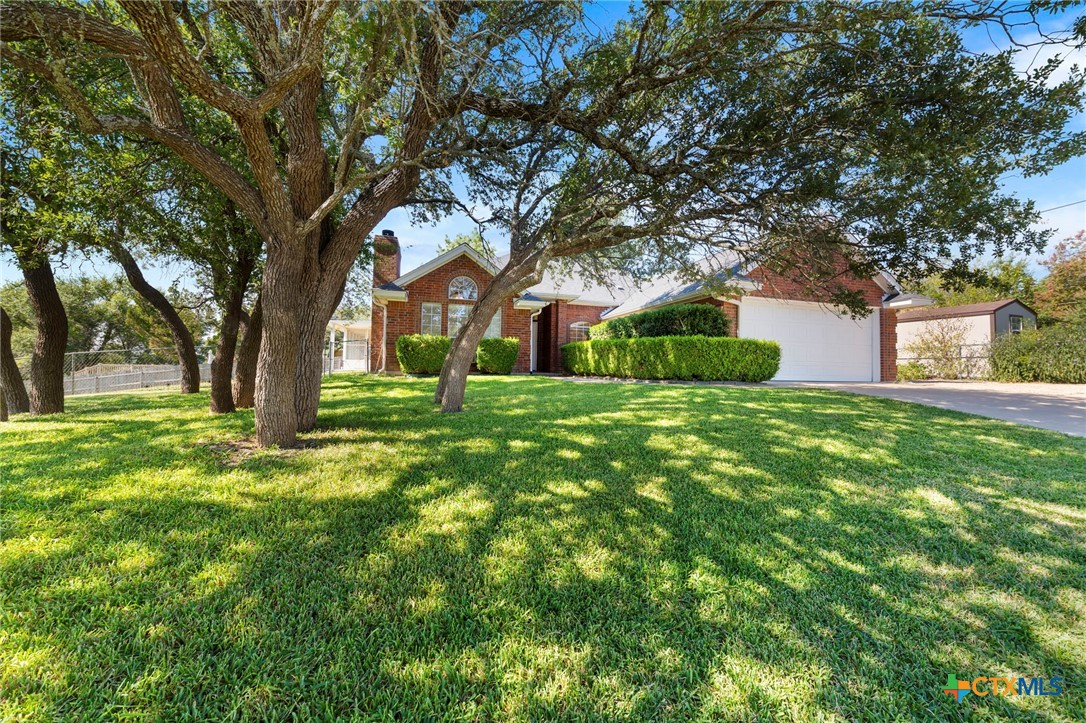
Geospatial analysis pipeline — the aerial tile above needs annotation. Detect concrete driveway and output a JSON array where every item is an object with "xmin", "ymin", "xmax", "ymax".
[{"xmin": 774, "ymin": 381, "xmax": 1085, "ymax": 437}]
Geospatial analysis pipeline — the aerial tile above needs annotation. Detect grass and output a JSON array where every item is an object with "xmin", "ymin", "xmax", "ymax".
[{"xmin": 1, "ymin": 375, "xmax": 1084, "ymax": 721}]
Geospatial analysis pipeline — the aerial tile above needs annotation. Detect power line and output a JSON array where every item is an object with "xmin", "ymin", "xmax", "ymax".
[{"xmin": 1038, "ymin": 199, "xmax": 1086, "ymax": 214}]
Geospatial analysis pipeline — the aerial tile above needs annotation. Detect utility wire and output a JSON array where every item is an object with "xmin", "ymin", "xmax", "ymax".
[{"xmin": 1037, "ymin": 199, "xmax": 1085, "ymax": 213}]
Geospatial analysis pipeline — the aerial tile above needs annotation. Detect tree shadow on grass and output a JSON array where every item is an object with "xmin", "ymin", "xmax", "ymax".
[{"xmin": 2, "ymin": 375, "xmax": 1084, "ymax": 720}]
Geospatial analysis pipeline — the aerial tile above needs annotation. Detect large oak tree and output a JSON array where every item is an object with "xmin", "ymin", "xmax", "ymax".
[{"xmin": 429, "ymin": 2, "xmax": 1085, "ymax": 411}]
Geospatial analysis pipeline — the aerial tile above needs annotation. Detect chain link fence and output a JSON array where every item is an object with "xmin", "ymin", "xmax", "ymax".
[
  {"xmin": 13, "ymin": 347, "xmax": 213, "ymax": 396},
  {"xmin": 898, "ymin": 342, "xmax": 990, "ymax": 379},
  {"xmin": 11, "ymin": 337, "xmax": 368, "ymax": 399}
]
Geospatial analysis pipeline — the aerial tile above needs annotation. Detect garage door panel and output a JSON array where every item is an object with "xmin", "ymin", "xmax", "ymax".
[{"xmin": 740, "ymin": 299, "xmax": 876, "ymax": 381}]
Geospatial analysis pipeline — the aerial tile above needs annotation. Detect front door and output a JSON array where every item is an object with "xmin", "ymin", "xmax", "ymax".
[{"xmin": 536, "ymin": 303, "xmax": 555, "ymax": 372}]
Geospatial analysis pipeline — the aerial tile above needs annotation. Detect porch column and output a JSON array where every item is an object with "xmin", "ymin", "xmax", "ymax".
[{"xmin": 328, "ymin": 326, "xmax": 336, "ymax": 375}]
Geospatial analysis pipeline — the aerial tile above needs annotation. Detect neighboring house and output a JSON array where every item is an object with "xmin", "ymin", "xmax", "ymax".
[
  {"xmin": 369, "ymin": 229, "xmax": 913, "ymax": 381},
  {"xmin": 896, "ymin": 298, "xmax": 1037, "ymax": 358},
  {"xmin": 327, "ymin": 319, "xmax": 371, "ymax": 372}
]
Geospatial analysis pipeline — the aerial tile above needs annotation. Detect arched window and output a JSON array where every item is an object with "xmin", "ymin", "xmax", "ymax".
[
  {"xmin": 448, "ymin": 276, "xmax": 478, "ymax": 300},
  {"xmin": 569, "ymin": 321, "xmax": 590, "ymax": 342}
]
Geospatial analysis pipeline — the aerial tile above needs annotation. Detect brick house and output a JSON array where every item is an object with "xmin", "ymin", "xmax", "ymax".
[{"xmin": 369, "ymin": 230, "xmax": 918, "ymax": 381}]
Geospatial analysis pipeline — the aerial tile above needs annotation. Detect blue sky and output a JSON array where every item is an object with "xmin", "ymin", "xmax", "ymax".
[{"xmin": 2, "ymin": 3, "xmax": 1083, "ymax": 292}]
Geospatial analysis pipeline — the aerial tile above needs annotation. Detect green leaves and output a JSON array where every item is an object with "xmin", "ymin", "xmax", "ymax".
[
  {"xmin": 396, "ymin": 334, "xmax": 452, "ymax": 374},
  {"xmin": 589, "ymin": 304, "xmax": 730, "ymax": 340},
  {"xmin": 989, "ymin": 321, "xmax": 1086, "ymax": 383},
  {"xmin": 562, "ymin": 336, "xmax": 780, "ymax": 382},
  {"xmin": 475, "ymin": 337, "xmax": 519, "ymax": 374}
]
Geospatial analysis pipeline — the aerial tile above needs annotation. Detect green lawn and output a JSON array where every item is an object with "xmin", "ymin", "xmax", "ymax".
[{"xmin": 2, "ymin": 375, "xmax": 1084, "ymax": 721}]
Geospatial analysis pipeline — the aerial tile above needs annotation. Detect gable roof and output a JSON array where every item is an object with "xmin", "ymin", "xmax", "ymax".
[
  {"xmin": 897, "ymin": 298, "xmax": 1035, "ymax": 322},
  {"xmin": 391, "ymin": 243, "xmax": 500, "ymax": 288}
]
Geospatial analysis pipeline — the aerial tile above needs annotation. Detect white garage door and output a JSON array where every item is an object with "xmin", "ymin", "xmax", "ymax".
[{"xmin": 739, "ymin": 298, "xmax": 878, "ymax": 381}]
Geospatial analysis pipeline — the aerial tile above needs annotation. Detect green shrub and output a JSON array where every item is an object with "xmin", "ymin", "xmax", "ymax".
[
  {"xmin": 589, "ymin": 304, "xmax": 729, "ymax": 340},
  {"xmin": 896, "ymin": 362, "xmax": 927, "ymax": 382},
  {"xmin": 590, "ymin": 316, "xmax": 636, "ymax": 340},
  {"xmin": 476, "ymin": 337, "xmax": 520, "ymax": 374},
  {"xmin": 989, "ymin": 322, "xmax": 1086, "ymax": 383},
  {"xmin": 562, "ymin": 336, "xmax": 780, "ymax": 382},
  {"xmin": 395, "ymin": 334, "xmax": 450, "ymax": 374}
]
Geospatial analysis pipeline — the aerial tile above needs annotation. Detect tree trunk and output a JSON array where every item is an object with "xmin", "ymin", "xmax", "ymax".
[
  {"xmin": 294, "ymin": 306, "xmax": 330, "ymax": 432},
  {"xmin": 19, "ymin": 254, "xmax": 67, "ymax": 415},
  {"xmin": 210, "ymin": 292, "xmax": 243, "ymax": 414},
  {"xmin": 435, "ymin": 254, "xmax": 544, "ymax": 412},
  {"xmin": 209, "ymin": 241, "xmax": 256, "ymax": 414},
  {"xmin": 0, "ymin": 307, "xmax": 30, "ymax": 415},
  {"xmin": 1, "ymin": 380, "xmax": 6, "ymax": 422},
  {"xmin": 294, "ymin": 274, "xmax": 350, "ymax": 432},
  {"xmin": 114, "ymin": 245, "xmax": 201, "ymax": 394},
  {"xmin": 254, "ymin": 250, "xmax": 305, "ymax": 447},
  {"xmin": 435, "ymin": 282, "xmax": 513, "ymax": 413},
  {"xmin": 233, "ymin": 297, "xmax": 261, "ymax": 409}
]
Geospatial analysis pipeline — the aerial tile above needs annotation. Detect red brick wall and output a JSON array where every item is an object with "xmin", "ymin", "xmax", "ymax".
[
  {"xmin": 548, "ymin": 301, "xmax": 611, "ymax": 372},
  {"xmin": 372, "ymin": 254, "xmax": 536, "ymax": 373},
  {"xmin": 693, "ymin": 298, "xmax": 740, "ymax": 336},
  {"xmin": 748, "ymin": 258, "xmax": 885, "ymax": 307},
  {"xmin": 373, "ymin": 234, "xmax": 401, "ymax": 288},
  {"xmin": 880, "ymin": 308, "xmax": 897, "ymax": 382}
]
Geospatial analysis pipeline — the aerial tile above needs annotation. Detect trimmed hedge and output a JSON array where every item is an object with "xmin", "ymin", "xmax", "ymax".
[
  {"xmin": 395, "ymin": 334, "xmax": 522, "ymax": 375},
  {"xmin": 396, "ymin": 334, "xmax": 451, "ymax": 374},
  {"xmin": 476, "ymin": 337, "xmax": 520, "ymax": 374},
  {"xmin": 562, "ymin": 336, "xmax": 780, "ymax": 382},
  {"xmin": 589, "ymin": 304, "xmax": 729, "ymax": 340},
  {"xmin": 989, "ymin": 322, "xmax": 1086, "ymax": 383}
]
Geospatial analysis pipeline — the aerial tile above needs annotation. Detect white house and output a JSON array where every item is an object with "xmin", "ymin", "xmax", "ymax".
[
  {"xmin": 897, "ymin": 298, "xmax": 1037, "ymax": 353},
  {"xmin": 327, "ymin": 318, "xmax": 371, "ymax": 372}
]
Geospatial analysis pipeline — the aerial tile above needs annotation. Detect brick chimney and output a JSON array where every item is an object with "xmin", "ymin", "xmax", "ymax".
[{"xmin": 372, "ymin": 229, "xmax": 401, "ymax": 287}]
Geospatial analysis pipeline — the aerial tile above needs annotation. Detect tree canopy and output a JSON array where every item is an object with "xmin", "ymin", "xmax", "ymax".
[
  {"xmin": 1035, "ymin": 230, "xmax": 1086, "ymax": 322},
  {"xmin": 0, "ymin": 276, "xmax": 211, "ymax": 358},
  {"xmin": 906, "ymin": 257, "xmax": 1040, "ymax": 308},
  {"xmin": 436, "ymin": 231, "xmax": 496, "ymax": 261}
]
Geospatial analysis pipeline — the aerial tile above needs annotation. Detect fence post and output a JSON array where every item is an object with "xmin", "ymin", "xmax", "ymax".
[{"xmin": 95, "ymin": 370, "xmax": 100, "ymax": 394}]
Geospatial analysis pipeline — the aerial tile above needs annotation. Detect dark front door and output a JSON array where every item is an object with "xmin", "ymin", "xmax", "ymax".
[{"xmin": 536, "ymin": 303, "xmax": 555, "ymax": 372}]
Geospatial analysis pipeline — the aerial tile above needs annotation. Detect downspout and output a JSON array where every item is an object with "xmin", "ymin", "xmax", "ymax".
[{"xmin": 529, "ymin": 309, "xmax": 542, "ymax": 374}]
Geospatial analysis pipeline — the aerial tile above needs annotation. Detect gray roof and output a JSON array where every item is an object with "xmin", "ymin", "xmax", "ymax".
[
  {"xmin": 496, "ymin": 255, "xmax": 629, "ymax": 306},
  {"xmin": 898, "ymin": 298, "xmax": 1035, "ymax": 321},
  {"xmin": 600, "ymin": 251, "xmax": 753, "ymax": 319}
]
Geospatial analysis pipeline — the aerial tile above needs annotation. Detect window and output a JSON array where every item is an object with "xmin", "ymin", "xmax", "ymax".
[
  {"xmin": 484, "ymin": 309, "xmax": 502, "ymax": 338},
  {"xmin": 1009, "ymin": 315, "xmax": 1025, "ymax": 333},
  {"xmin": 449, "ymin": 276, "xmax": 478, "ymax": 300},
  {"xmin": 569, "ymin": 321, "xmax": 590, "ymax": 342},
  {"xmin": 448, "ymin": 304, "xmax": 470, "ymax": 337},
  {"xmin": 421, "ymin": 303, "xmax": 442, "ymax": 336}
]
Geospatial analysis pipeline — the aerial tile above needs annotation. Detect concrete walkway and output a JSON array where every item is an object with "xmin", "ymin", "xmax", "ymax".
[{"xmin": 771, "ymin": 381, "xmax": 1085, "ymax": 437}]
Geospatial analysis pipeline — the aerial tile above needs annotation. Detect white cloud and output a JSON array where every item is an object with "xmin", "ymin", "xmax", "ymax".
[{"xmin": 1006, "ymin": 31, "xmax": 1085, "ymax": 86}]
